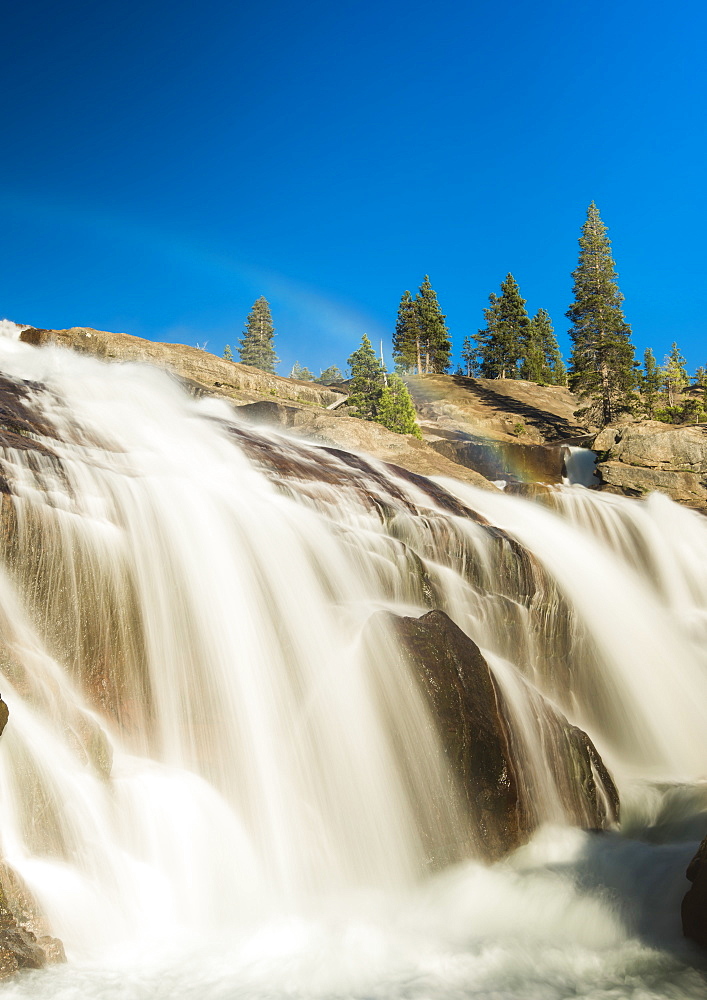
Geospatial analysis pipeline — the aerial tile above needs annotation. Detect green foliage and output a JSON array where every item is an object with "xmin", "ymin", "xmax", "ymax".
[
  {"xmin": 416, "ymin": 275, "xmax": 451, "ymax": 373},
  {"xmin": 641, "ymin": 348, "xmax": 661, "ymax": 418},
  {"xmin": 223, "ymin": 344, "xmax": 233, "ymax": 362},
  {"xmin": 661, "ymin": 342, "xmax": 689, "ymax": 406},
  {"xmin": 347, "ymin": 334, "xmax": 386, "ymax": 419},
  {"xmin": 393, "ymin": 290, "xmax": 423, "ymax": 373},
  {"xmin": 315, "ymin": 365, "xmax": 345, "ymax": 384},
  {"xmin": 289, "ymin": 361, "xmax": 314, "ymax": 381},
  {"xmin": 567, "ymin": 203, "xmax": 637, "ymax": 426},
  {"xmin": 527, "ymin": 309, "xmax": 565, "ymax": 385},
  {"xmin": 347, "ymin": 334, "xmax": 422, "ymax": 436},
  {"xmin": 654, "ymin": 402, "xmax": 705, "ymax": 425},
  {"xmin": 393, "ymin": 277, "xmax": 451, "ymax": 374},
  {"xmin": 553, "ymin": 355, "xmax": 568, "ymax": 387},
  {"xmin": 238, "ymin": 297, "xmax": 279, "ymax": 373},
  {"xmin": 376, "ymin": 373, "xmax": 422, "ymax": 438},
  {"xmin": 460, "ymin": 334, "xmax": 481, "ymax": 377},
  {"xmin": 477, "ymin": 274, "xmax": 529, "ymax": 379}
]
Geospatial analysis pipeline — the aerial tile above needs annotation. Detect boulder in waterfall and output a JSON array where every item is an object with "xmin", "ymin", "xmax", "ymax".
[
  {"xmin": 0, "ymin": 863, "xmax": 66, "ymax": 977},
  {"xmin": 384, "ymin": 610, "xmax": 619, "ymax": 861},
  {"xmin": 593, "ymin": 422, "xmax": 707, "ymax": 510},
  {"xmin": 682, "ymin": 832, "xmax": 707, "ymax": 949},
  {"xmin": 0, "ymin": 701, "xmax": 65, "ymax": 977}
]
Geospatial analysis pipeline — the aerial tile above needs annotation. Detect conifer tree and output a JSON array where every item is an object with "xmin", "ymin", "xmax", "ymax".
[
  {"xmin": 415, "ymin": 275, "xmax": 451, "ymax": 374},
  {"xmin": 553, "ymin": 356, "xmax": 568, "ymax": 387},
  {"xmin": 238, "ymin": 296, "xmax": 279, "ymax": 373},
  {"xmin": 477, "ymin": 275, "xmax": 528, "ymax": 379},
  {"xmin": 662, "ymin": 342, "xmax": 689, "ymax": 406},
  {"xmin": 315, "ymin": 365, "xmax": 345, "ymax": 384},
  {"xmin": 567, "ymin": 203, "xmax": 637, "ymax": 425},
  {"xmin": 460, "ymin": 335, "xmax": 477, "ymax": 377},
  {"xmin": 347, "ymin": 335, "xmax": 386, "ymax": 420},
  {"xmin": 522, "ymin": 309, "xmax": 564, "ymax": 385},
  {"xmin": 393, "ymin": 290, "xmax": 423, "ymax": 373},
  {"xmin": 376, "ymin": 373, "xmax": 422, "ymax": 438},
  {"xmin": 519, "ymin": 316, "xmax": 546, "ymax": 383},
  {"xmin": 642, "ymin": 348, "xmax": 661, "ymax": 418},
  {"xmin": 289, "ymin": 361, "xmax": 314, "ymax": 381},
  {"xmin": 223, "ymin": 344, "xmax": 233, "ymax": 362}
]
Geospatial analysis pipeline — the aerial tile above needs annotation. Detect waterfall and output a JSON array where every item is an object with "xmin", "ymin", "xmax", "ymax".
[{"xmin": 0, "ymin": 335, "xmax": 706, "ymax": 997}]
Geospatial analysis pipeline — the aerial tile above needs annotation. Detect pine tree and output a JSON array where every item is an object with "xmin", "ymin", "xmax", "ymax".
[
  {"xmin": 415, "ymin": 276, "xmax": 452, "ymax": 374},
  {"xmin": 289, "ymin": 361, "xmax": 314, "ymax": 381},
  {"xmin": 642, "ymin": 348, "xmax": 661, "ymax": 418},
  {"xmin": 238, "ymin": 296, "xmax": 279, "ymax": 373},
  {"xmin": 376, "ymin": 373, "xmax": 422, "ymax": 438},
  {"xmin": 477, "ymin": 275, "xmax": 528, "ymax": 379},
  {"xmin": 519, "ymin": 314, "xmax": 546, "ymax": 382},
  {"xmin": 662, "ymin": 342, "xmax": 689, "ymax": 407},
  {"xmin": 393, "ymin": 290, "xmax": 423, "ymax": 373},
  {"xmin": 315, "ymin": 365, "xmax": 345, "ymax": 384},
  {"xmin": 460, "ymin": 335, "xmax": 478, "ymax": 377},
  {"xmin": 223, "ymin": 344, "xmax": 233, "ymax": 362},
  {"xmin": 553, "ymin": 356, "xmax": 568, "ymax": 387},
  {"xmin": 567, "ymin": 203, "xmax": 637, "ymax": 425},
  {"xmin": 521, "ymin": 309, "xmax": 564, "ymax": 385},
  {"xmin": 347, "ymin": 334, "xmax": 386, "ymax": 419}
]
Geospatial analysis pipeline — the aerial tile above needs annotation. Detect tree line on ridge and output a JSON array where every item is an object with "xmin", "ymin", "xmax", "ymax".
[{"xmin": 222, "ymin": 203, "xmax": 705, "ymax": 431}]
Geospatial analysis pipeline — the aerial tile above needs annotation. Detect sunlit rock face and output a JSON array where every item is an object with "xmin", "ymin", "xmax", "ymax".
[{"xmin": 594, "ymin": 421, "xmax": 707, "ymax": 510}]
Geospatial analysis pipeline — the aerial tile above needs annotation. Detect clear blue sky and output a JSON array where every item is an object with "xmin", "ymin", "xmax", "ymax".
[{"xmin": 2, "ymin": 0, "xmax": 706, "ymax": 375}]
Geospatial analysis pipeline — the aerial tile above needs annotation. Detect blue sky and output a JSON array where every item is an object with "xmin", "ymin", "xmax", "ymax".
[{"xmin": 2, "ymin": 0, "xmax": 706, "ymax": 376}]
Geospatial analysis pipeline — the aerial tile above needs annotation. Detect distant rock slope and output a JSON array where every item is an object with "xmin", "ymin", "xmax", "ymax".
[
  {"xmin": 405, "ymin": 374, "xmax": 588, "ymax": 444},
  {"xmin": 404, "ymin": 374, "xmax": 590, "ymax": 486},
  {"xmin": 17, "ymin": 328, "xmax": 497, "ymax": 492},
  {"xmin": 20, "ymin": 326, "xmax": 343, "ymax": 407}
]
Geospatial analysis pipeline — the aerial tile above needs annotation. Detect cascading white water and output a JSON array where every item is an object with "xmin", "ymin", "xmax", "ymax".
[
  {"xmin": 562, "ymin": 445, "xmax": 598, "ymax": 487},
  {"xmin": 0, "ymin": 334, "xmax": 705, "ymax": 998}
]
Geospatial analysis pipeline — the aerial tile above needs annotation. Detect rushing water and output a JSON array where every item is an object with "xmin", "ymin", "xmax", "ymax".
[{"xmin": 0, "ymin": 327, "xmax": 705, "ymax": 998}]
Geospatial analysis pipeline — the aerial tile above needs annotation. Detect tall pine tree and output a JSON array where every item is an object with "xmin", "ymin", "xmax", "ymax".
[
  {"xmin": 393, "ymin": 290, "xmax": 423, "ymax": 373},
  {"xmin": 460, "ymin": 335, "xmax": 477, "ymax": 377},
  {"xmin": 415, "ymin": 275, "xmax": 451, "ymax": 374},
  {"xmin": 238, "ymin": 296, "xmax": 279, "ymax": 373},
  {"xmin": 520, "ymin": 309, "xmax": 565, "ymax": 384},
  {"xmin": 347, "ymin": 334, "xmax": 386, "ymax": 420},
  {"xmin": 662, "ymin": 342, "xmax": 689, "ymax": 407},
  {"xmin": 394, "ymin": 278, "xmax": 451, "ymax": 374},
  {"xmin": 642, "ymin": 348, "xmax": 661, "ymax": 418},
  {"xmin": 477, "ymin": 274, "xmax": 528, "ymax": 379},
  {"xmin": 567, "ymin": 203, "xmax": 637, "ymax": 425}
]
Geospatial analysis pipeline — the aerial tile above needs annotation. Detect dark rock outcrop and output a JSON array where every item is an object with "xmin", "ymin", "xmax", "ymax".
[
  {"xmin": 385, "ymin": 610, "xmax": 619, "ymax": 861},
  {"xmin": 682, "ymin": 833, "xmax": 707, "ymax": 948}
]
